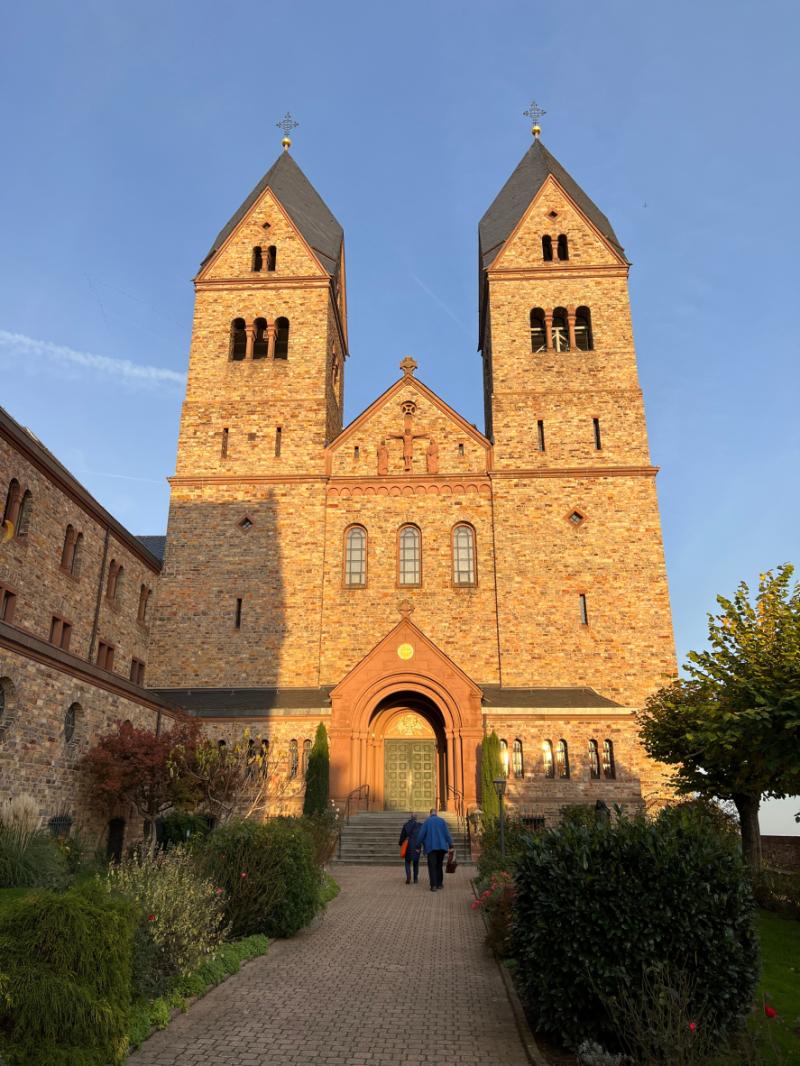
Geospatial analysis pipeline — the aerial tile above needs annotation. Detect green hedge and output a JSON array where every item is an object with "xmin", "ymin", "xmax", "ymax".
[
  {"xmin": 195, "ymin": 818, "xmax": 319, "ymax": 938},
  {"xmin": 513, "ymin": 811, "xmax": 759, "ymax": 1052},
  {"xmin": 0, "ymin": 881, "xmax": 136, "ymax": 1066}
]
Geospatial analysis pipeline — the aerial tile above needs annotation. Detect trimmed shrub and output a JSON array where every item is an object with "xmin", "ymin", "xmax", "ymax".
[
  {"xmin": 104, "ymin": 847, "xmax": 227, "ymax": 990},
  {"xmin": 0, "ymin": 880, "xmax": 136, "ymax": 1066},
  {"xmin": 302, "ymin": 722, "xmax": 330, "ymax": 816},
  {"xmin": 513, "ymin": 813, "xmax": 758, "ymax": 1053},
  {"xmin": 477, "ymin": 816, "xmax": 536, "ymax": 881},
  {"xmin": 195, "ymin": 818, "xmax": 318, "ymax": 937},
  {"xmin": 301, "ymin": 808, "xmax": 339, "ymax": 869},
  {"xmin": 157, "ymin": 810, "xmax": 213, "ymax": 851}
]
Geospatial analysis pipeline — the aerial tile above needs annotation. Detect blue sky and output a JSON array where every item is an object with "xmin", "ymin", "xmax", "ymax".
[{"xmin": 1, "ymin": 2, "xmax": 797, "ymax": 830}]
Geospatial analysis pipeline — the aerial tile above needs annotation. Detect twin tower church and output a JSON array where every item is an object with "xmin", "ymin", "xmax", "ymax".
[{"xmin": 0, "ymin": 122, "xmax": 676, "ymax": 835}]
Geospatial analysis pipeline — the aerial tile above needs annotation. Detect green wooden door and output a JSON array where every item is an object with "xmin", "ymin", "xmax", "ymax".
[{"xmin": 384, "ymin": 740, "xmax": 436, "ymax": 811}]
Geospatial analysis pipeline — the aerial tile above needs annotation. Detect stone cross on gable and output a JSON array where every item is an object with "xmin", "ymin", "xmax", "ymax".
[
  {"xmin": 387, "ymin": 400, "xmax": 428, "ymax": 472},
  {"xmin": 399, "ymin": 356, "xmax": 418, "ymax": 378}
]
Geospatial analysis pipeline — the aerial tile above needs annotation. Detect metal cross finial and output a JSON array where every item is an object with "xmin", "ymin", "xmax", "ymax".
[
  {"xmin": 523, "ymin": 100, "xmax": 546, "ymax": 138},
  {"xmin": 276, "ymin": 112, "xmax": 299, "ymax": 150}
]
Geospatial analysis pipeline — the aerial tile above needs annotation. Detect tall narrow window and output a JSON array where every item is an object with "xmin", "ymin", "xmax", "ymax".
[
  {"xmin": 253, "ymin": 318, "xmax": 268, "ymax": 358},
  {"xmin": 575, "ymin": 307, "xmax": 593, "ymax": 351},
  {"xmin": 344, "ymin": 526, "xmax": 367, "ymax": 587},
  {"xmin": 221, "ymin": 428, "xmax": 229, "ymax": 458},
  {"xmin": 593, "ymin": 417, "xmax": 602, "ymax": 450},
  {"xmin": 274, "ymin": 317, "xmax": 290, "ymax": 359},
  {"xmin": 452, "ymin": 524, "xmax": 476, "ymax": 586},
  {"xmin": 512, "ymin": 739, "xmax": 524, "ymax": 779},
  {"xmin": 137, "ymin": 584, "xmax": 151, "ymax": 624},
  {"xmin": 588, "ymin": 739, "xmax": 601, "ymax": 780},
  {"xmin": 500, "ymin": 739, "xmax": 509, "ymax": 776},
  {"xmin": 106, "ymin": 561, "xmax": 118, "ymax": 601},
  {"xmin": 398, "ymin": 525, "xmax": 421, "ymax": 586},
  {"xmin": 557, "ymin": 234, "xmax": 569, "ymax": 261},
  {"xmin": 230, "ymin": 318, "xmax": 247, "ymax": 361},
  {"xmin": 266, "ymin": 245, "xmax": 277, "ymax": 271},
  {"xmin": 274, "ymin": 426, "xmax": 282, "ymax": 457},
  {"xmin": 537, "ymin": 419, "xmax": 545, "ymax": 452},
  {"xmin": 551, "ymin": 308, "xmax": 570, "ymax": 351},
  {"xmin": 542, "ymin": 740, "xmax": 555, "ymax": 779},
  {"xmin": 130, "ymin": 658, "xmax": 146, "ymax": 685},
  {"xmin": 530, "ymin": 308, "xmax": 547, "ymax": 352},
  {"xmin": 64, "ymin": 702, "xmax": 80, "ymax": 746},
  {"xmin": 252, "ymin": 246, "xmax": 263, "ymax": 271},
  {"xmin": 602, "ymin": 739, "xmax": 616, "ymax": 779},
  {"xmin": 16, "ymin": 491, "xmax": 32, "ymax": 536},
  {"xmin": 579, "ymin": 593, "xmax": 589, "ymax": 626},
  {"xmin": 97, "ymin": 640, "xmax": 115, "ymax": 671},
  {"xmin": 542, "ymin": 235, "xmax": 553, "ymax": 261},
  {"xmin": 2, "ymin": 479, "xmax": 21, "ymax": 531},
  {"xmin": 49, "ymin": 615, "xmax": 72, "ymax": 651},
  {"xmin": 61, "ymin": 525, "xmax": 76, "ymax": 571},
  {"xmin": 289, "ymin": 739, "xmax": 298, "ymax": 779},
  {"xmin": 302, "ymin": 738, "xmax": 312, "ymax": 776},
  {"xmin": 0, "ymin": 586, "xmax": 17, "ymax": 623},
  {"xmin": 556, "ymin": 739, "xmax": 570, "ymax": 779},
  {"xmin": 234, "ymin": 598, "xmax": 242, "ymax": 629}
]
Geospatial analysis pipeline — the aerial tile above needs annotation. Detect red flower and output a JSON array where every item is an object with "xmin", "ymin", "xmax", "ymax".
[
  {"xmin": 215, "ymin": 887, "xmax": 224, "ymax": 896},
  {"xmin": 240, "ymin": 871, "xmax": 248, "ymax": 879},
  {"xmin": 764, "ymin": 1005, "xmax": 778, "ymax": 1018},
  {"xmin": 147, "ymin": 914, "xmax": 156, "ymax": 922},
  {"xmin": 470, "ymin": 900, "xmax": 480, "ymax": 910},
  {"xmin": 688, "ymin": 1022, "xmax": 697, "ymax": 1032}
]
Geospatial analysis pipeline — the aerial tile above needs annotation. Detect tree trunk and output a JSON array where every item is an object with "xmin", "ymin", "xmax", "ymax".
[{"xmin": 732, "ymin": 793, "xmax": 762, "ymax": 874}]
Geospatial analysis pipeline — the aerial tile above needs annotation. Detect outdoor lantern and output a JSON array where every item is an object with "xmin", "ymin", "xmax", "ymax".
[{"xmin": 492, "ymin": 776, "xmax": 507, "ymax": 798}]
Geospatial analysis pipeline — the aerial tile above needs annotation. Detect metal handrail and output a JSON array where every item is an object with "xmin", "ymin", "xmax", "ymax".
[
  {"xmin": 337, "ymin": 784, "xmax": 370, "ymax": 860},
  {"xmin": 446, "ymin": 784, "xmax": 470, "ymax": 858}
]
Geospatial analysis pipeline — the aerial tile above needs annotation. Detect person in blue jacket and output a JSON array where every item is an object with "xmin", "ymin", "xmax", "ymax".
[
  {"xmin": 398, "ymin": 813, "xmax": 421, "ymax": 884},
  {"xmin": 416, "ymin": 808, "xmax": 453, "ymax": 891}
]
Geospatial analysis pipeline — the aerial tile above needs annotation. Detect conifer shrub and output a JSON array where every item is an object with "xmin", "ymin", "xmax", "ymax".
[
  {"xmin": 513, "ymin": 812, "xmax": 758, "ymax": 1052},
  {"xmin": 302, "ymin": 722, "xmax": 330, "ymax": 816},
  {"xmin": 479, "ymin": 730, "xmax": 503, "ymax": 822},
  {"xmin": 0, "ymin": 880, "xmax": 136, "ymax": 1066},
  {"xmin": 195, "ymin": 818, "xmax": 318, "ymax": 938}
]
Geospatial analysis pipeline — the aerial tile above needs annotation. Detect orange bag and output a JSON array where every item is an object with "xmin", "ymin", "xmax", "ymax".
[{"xmin": 400, "ymin": 839, "xmax": 409, "ymax": 857}]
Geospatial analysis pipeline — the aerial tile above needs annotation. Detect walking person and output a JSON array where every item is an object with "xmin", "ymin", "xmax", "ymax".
[
  {"xmin": 416, "ymin": 808, "xmax": 452, "ymax": 891},
  {"xmin": 398, "ymin": 812, "xmax": 421, "ymax": 884}
]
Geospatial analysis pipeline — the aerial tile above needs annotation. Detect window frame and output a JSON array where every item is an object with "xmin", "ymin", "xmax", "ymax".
[
  {"xmin": 130, "ymin": 658, "xmax": 146, "ymax": 686},
  {"xmin": 451, "ymin": 523, "xmax": 477, "ymax": 587},
  {"xmin": 512, "ymin": 738, "xmax": 524, "ymax": 779},
  {"xmin": 542, "ymin": 739, "xmax": 555, "ymax": 779},
  {"xmin": 343, "ymin": 525, "xmax": 368, "ymax": 589},
  {"xmin": 97, "ymin": 639, "xmax": 115, "ymax": 672},
  {"xmin": 49, "ymin": 614, "xmax": 73, "ymax": 652},
  {"xmin": 397, "ymin": 524, "xmax": 422, "ymax": 588},
  {"xmin": 588, "ymin": 738, "xmax": 601, "ymax": 780},
  {"xmin": 0, "ymin": 584, "xmax": 18, "ymax": 624},
  {"xmin": 602, "ymin": 739, "xmax": 616, "ymax": 780},
  {"xmin": 288, "ymin": 739, "xmax": 299, "ymax": 779},
  {"xmin": 556, "ymin": 738, "xmax": 570, "ymax": 779}
]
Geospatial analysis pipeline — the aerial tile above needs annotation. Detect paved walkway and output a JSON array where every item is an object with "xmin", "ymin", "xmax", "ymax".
[{"xmin": 128, "ymin": 865, "xmax": 531, "ymax": 1065}]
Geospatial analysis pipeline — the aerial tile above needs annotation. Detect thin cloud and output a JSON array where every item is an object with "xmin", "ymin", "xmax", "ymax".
[
  {"xmin": 0, "ymin": 330, "xmax": 186, "ymax": 389},
  {"xmin": 409, "ymin": 273, "xmax": 472, "ymax": 336}
]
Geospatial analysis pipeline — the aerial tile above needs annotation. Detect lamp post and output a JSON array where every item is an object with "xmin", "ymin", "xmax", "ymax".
[{"xmin": 493, "ymin": 776, "xmax": 507, "ymax": 858}]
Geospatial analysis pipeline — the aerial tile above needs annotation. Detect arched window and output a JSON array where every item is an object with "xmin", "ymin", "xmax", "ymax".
[
  {"xmin": 230, "ymin": 318, "xmax": 247, "ymax": 361},
  {"xmin": 3, "ymin": 479, "xmax": 21, "ymax": 531},
  {"xmin": 541, "ymin": 235, "xmax": 553, "ymax": 262},
  {"xmin": 0, "ymin": 676, "xmax": 14, "ymax": 737},
  {"xmin": 64, "ymin": 702, "xmax": 80, "ymax": 746},
  {"xmin": 16, "ymin": 490, "xmax": 32, "ymax": 537},
  {"xmin": 530, "ymin": 308, "xmax": 547, "ymax": 352},
  {"xmin": 452, "ymin": 524, "xmax": 476, "ymax": 586},
  {"xmin": 398, "ymin": 525, "xmax": 421, "ymax": 586},
  {"xmin": 266, "ymin": 245, "xmax": 277, "ymax": 272},
  {"xmin": 575, "ymin": 306, "xmax": 593, "ymax": 351},
  {"xmin": 72, "ymin": 533, "xmax": 83, "ymax": 577},
  {"xmin": 588, "ymin": 739, "xmax": 601, "ymax": 780},
  {"xmin": 61, "ymin": 525, "xmax": 76, "ymax": 571},
  {"xmin": 302, "ymin": 738, "xmax": 312, "ymax": 776},
  {"xmin": 252, "ymin": 246, "xmax": 263, "ymax": 272},
  {"xmin": 138, "ymin": 584, "xmax": 151, "ymax": 624},
  {"xmin": 512, "ymin": 739, "xmax": 524, "ymax": 779},
  {"xmin": 289, "ymin": 739, "xmax": 299, "ymax": 779},
  {"xmin": 602, "ymin": 739, "xmax": 616, "ymax": 779},
  {"xmin": 106, "ymin": 561, "xmax": 118, "ymax": 601},
  {"xmin": 274, "ymin": 317, "xmax": 290, "ymax": 359},
  {"xmin": 253, "ymin": 318, "xmax": 268, "ymax": 359},
  {"xmin": 551, "ymin": 308, "xmax": 570, "ymax": 352},
  {"xmin": 344, "ymin": 526, "xmax": 367, "ymax": 587},
  {"xmin": 556, "ymin": 739, "xmax": 570, "ymax": 779},
  {"xmin": 557, "ymin": 234, "xmax": 569, "ymax": 261},
  {"xmin": 542, "ymin": 740, "xmax": 555, "ymax": 779},
  {"xmin": 499, "ymin": 738, "xmax": 509, "ymax": 776}
]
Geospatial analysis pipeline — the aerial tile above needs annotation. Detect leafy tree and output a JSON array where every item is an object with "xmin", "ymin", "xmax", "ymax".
[
  {"xmin": 303, "ymin": 722, "xmax": 330, "ymax": 816},
  {"xmin": 80, "ymin": 719, "xmax": 200, "ymax": 852},
  {"xmin": 637, "ymin": 565, "xmax": 800, "ymax": 872},
  {"xmin": 480, "ymin": 730, "xmax": 505, "ymax": 823}
]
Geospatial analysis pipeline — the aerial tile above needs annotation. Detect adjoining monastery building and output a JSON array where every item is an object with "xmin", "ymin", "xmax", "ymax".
[{"xmin": 0, "ymin": 127, "xmax": 677, "ymax": 848}]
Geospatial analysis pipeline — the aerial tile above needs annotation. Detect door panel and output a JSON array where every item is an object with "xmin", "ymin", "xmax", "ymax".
[{"xmin": 384, "ymin": 740, "xmax": 436, "ymax": 810}]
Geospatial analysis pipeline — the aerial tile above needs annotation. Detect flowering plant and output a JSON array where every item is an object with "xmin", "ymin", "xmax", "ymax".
[{"xmin": 472, "ymin": 870, "xmax": 515, "ymax": 957}]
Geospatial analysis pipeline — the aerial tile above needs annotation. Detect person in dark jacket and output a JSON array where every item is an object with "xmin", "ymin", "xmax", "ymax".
[
  {"xmin": 416, "ymin": 808, "xmax": 453, "ymax": 891},
  {"xmin": 399, "ymin": 813, "xmax": 421, "ymax": 883}
]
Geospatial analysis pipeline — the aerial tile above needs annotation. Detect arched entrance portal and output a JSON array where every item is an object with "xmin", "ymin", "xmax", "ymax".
[{"xmin": 371, "ymin": 695, "xmax": 447, "ymax": 811}]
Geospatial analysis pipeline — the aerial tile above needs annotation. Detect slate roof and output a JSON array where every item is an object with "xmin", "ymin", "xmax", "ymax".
[
  {"xmin": 478, "ymin": 139, "xmax": 626, "ymax": 271},
  {"xmin": 154, "ymin": 688, "xmax": 334, "ymax": 716},
  {"xmin": 202, "ymin": 151, "xmax": 344, "ymax": 277},
  {"xmin": 136, "ymin": 535, "xmax": 166, "ymax": 562},
  {"xmin": 481, "ymin": 686, "xmax": 622, "ymax": 709}
]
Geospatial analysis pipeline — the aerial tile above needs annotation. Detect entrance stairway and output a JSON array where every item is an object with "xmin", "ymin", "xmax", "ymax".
[{"xmin": 334, "ymin": 810, "xmax": 472, "ymax": 866}]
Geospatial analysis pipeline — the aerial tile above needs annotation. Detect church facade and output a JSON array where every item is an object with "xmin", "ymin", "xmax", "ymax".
[{"xmin": 0, "ymin": 131, "xmax": 676, "ymax": 839}]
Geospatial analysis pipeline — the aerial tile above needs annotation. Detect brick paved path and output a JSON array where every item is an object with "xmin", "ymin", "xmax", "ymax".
[{"xmin": 127, "ymin": 865, "xmax": 530, "ymax": 1065}]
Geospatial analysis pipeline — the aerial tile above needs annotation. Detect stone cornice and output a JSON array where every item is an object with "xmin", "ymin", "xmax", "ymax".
[
  {"xmin": 328, "ymin": 477, "xmax": 491, "ymax": 499},
  {"xmin": 487, "ymin": 264, "xmax": 629, "ymax": 282},
  {"xmin": 489, "ymin": 466, "xmax": 658, "ymax": 479},
  {"xmin": 194, "ymin": 276, "xmax": 330, "ymax": 291}
]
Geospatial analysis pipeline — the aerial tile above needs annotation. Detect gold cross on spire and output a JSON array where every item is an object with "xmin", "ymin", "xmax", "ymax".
[
  {"xmin": 399, "ymin": 356, "xmax": 418, "ymax": 378},
  {"xmin": 523, "ymin": 100, "xmax": 546, "ymax": 139},
  {"xmin": 276, "ymin": 112, "xmax": 299, "ymax": 151}
]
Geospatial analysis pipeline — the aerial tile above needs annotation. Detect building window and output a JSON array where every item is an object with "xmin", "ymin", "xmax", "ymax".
[
  {"xmin": 289, "ymin": 739, "xmax": 299, "ymax": 779},
  {"xmin": 0, "ymin": 585, "xmax": 17, "ymax": 624},
  {"xmin": 344, "ymin": 526, "xmax": 367, "ymax": 587},
  {"xmin": 274, "ymin": 317, "xmax": 290, "ymax": 359},
  {"xmin": 593, "ymin": 417, "xmax": 602, "ymax": 450},
  {"xmin": 221, "ymin": 427, "xmax": 229, "ymax": 458},
  {"xmin": 530, "ymin": 308, "xmax": 547, "ymax": 353},
  {"xmin": 569, "ymin": 511, "xmax": 584, "ymax": 526},
  {"xmin": 266, "ymin": 245, "xmax": 277, "ymax": 271},
  {"xmin": 398, "ymin": 525, "xmax": 421, "ymax": 586},
  {"xmin": 0, "ymin": 676, "xmax": 15, "ymax": 736},
  {"xmin": 500, "ymin": 739, "xmax": 509, "ymax": 776},
  {"xmin": 551, "ymin": 308, "xmax": 570, "ymax": 351},
  {"xmin": 302, "ymin": 738, "xmax": 312, "ymax": 776},
  {"xmin": 252, "ymin": 246, "xmax": 263, "ymax": 271},
  {"xmin": 556, "ymin": 739, "xmax": 570, "ymax": 779},
  {"xmin": 603, "ymin": 739, "xmax": 616, "ymax": 779},
  {"xmin": 537, "ymin": 419, "xmax": 545, "ymax": 452},
  {"xmin": 130, "ymin": 658, "xmax": 146, "ymax": 686},
  {"xmin": 2, "ymin": 479, "xmax": 21, "ymax": 533},
  {"xmin": 60, "ymin": 525, "xmax": 76, "ymax": 572},
  {"xmin": 588, "ymin": 739, "xmax": 601, "ymax": 780},
  {"xmin": 557, "ymin": 234, "xmax": 569, "ymax": 261},
  {"xmin": 97, "ymin": 640, "xmax": 115, "ymax": 671},
  {"xmin": 275, "ymin": 426, "xmax": 282, "ymax": 457},
  {"xmin": 575, "ymin": 307, "xmax": 593, "ymax": 351},
  {"xmin": 512, "ymin": 739, "xmax": 524, "ymax": 779},
  {"xmin": 230, "ymin": 318, "xmax": 247, "ymax": 361},
  {"xmin": 253, "ymin": 317, "xmax": 268, "ymax": 359},
  {"xmin": 579, "ymin": 593, "xmax": 589, "ymax": 626},
  {"xmin": 541, "ymin": 234, "xmax": 553, "ymax": 262},
  {"xmin": 234, "ymin": 598, "xmax": 242, "ymax": 629},
  {"xmin": 452, "ymin": 524, "xmax": 476, "ymax": 586},
  {"xmin": 542, "ymin": 740, "xmax": 555, "ymax": 779},
  {"xmin": 106, "ymin": 560, "xmax": 124, "ymax": 603},
  {"xmin": 49, "ymin": 616, "xmax": 72, "ymax": 651},
  {"xmin": 64, "ymin": 702, "xmax": 79, "ymax": 746},
  {"xmin": 138, "ymin": 584, "xmax": 152, "ymax": 624}
]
